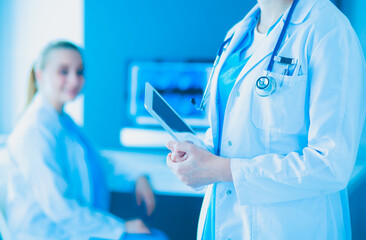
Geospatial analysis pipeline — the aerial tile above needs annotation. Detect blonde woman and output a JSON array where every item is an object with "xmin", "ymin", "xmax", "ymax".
[{"xmin": 5, "ymin": 41, "xmax": 168, "ymax": 240}]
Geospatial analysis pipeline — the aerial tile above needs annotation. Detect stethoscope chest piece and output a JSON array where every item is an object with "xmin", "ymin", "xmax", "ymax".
[{"xmin": 255, "ymin": 76, "xmax": 276, "ymax": 97}]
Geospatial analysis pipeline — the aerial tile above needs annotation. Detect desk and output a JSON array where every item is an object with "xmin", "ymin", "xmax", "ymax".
[
  {"xmin": 101, "ymin": 149, "xmax": 204, "ymax": 197},
  {"xmin": 101, "ymin": 149, "xmax": 203, "ymax": 240}
]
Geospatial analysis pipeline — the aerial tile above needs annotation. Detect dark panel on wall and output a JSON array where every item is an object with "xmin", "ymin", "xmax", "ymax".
[
  {"xmin": 110, "ymin": 192, "xmax": 203, "ymax": 240},
  {"xmin": 84, "ymin": 0, "xmax": 256, "ymax": 148}
]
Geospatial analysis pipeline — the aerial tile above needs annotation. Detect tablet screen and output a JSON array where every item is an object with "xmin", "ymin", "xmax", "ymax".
[{"xmin": 152, "ymin": 90, "xmax": 194, "ymax": 134}]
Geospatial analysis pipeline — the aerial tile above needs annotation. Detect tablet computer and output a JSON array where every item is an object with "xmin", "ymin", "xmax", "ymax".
[
  {"xmin": 144, "ymin": 82, "xmax": 206, "ymax": 148},
  {"xmin": 144, "ymin": 82, "xmax": 195, "ymax": 140}
]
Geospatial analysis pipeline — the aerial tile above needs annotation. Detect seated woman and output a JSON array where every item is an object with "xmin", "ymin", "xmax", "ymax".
[{"xmin": 5, "ymin": 41, "xmax": 168, "ymax": 240}]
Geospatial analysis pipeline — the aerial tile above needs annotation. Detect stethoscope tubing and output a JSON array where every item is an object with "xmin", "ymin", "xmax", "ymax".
[
  {"xmin": 197, "ymin": 35, "xmax": 234, "ymax": 111},
  {"xmin": 198, "ymin": 0, "xmax": 299, "ymax": 110},
  {"xmin": 266, "ymin": 0, "xmax": 299, "ymax": 72}
]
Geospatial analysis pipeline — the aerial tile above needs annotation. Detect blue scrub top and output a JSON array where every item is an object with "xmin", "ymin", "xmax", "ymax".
[
  {"xmin": 202, "ymin": 22, "xmax": 256, "ymax": 240},
  {"xmin": 59, "ymin": 114, "xmax": 109, "ymax": 210},
  {"xmin": 217, "ymin": 30, "xmax": 255, "ymax": 151},
  {"xmin": 202, "ymin": 13, "xmax": 282, "ymax": 239}
]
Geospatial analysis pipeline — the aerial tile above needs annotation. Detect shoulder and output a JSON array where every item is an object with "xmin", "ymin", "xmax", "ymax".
[
  {"xmin": 292, "ymin": 0, "xmax": 362, "ymax": 61},
  {"xmin": 7, "ymin": 97, "xmax": 64, "ymax": 158},
  {"xmin": 304, "ymin": 0, "xmax": 356, "ymax": 40},
  {"xmin": 311, "ymin": 0, "xmax": 350, "ymax": 26}
]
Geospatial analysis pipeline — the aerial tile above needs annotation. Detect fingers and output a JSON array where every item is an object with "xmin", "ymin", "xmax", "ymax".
[
  {"xmin": 167, "ymin": 141, "xmax": 186, "ymax": 161},
  {"xmin": 166, "ymin": 140, "xmax": 193, "ymax": 154},
  {"xmin": 135, "ymin": 178, "xmax": 143, "ymax": 206},
  {"xmin": 145, "ymin": 193, "xmax": 156, "ymax": 216},
  {"xmin": 166, "ymin": 153, "xmax": 181, "ymax": 174},
  {"xmin": 137, "ymin": 190, "xmax": 155, "ymax": 216},
  {"xmin": 176, "ymin": 152, "xmax": 188, "ymax": 162},
  {"xmin": 136, "ymin": 189, "xmax": 142, "ymax": 206},
  {"xmin": 136, "ymin": 176, "xmax": 156, "ymax": 216},
  {"xmin": 167, "ymin": 150, "xmax": 188, "ymax": 164},
  {"xmin": 166, "ymin": 153, "xmax": 175, "ymax": 170},
  {"xmin": 166, "ymin": 141, "xmax": 177, "ymax": 151},
  {"xmin": 173, "ymin": 141, "xmax": 194, "ymax": 153},
  {"xmin": 170, "ymin": 142, "xmax": 191, "ymax": 162},
  {"xmin": 125, "ymin": 219, "xmax": 151, "ymax": 234},
  {"xmin": 166, "ymin": 153, "xmax": 190, "ymax": 175},
  {"xmin": 171, "ymin": 151, "xmax": 186, "ymax": 162}
]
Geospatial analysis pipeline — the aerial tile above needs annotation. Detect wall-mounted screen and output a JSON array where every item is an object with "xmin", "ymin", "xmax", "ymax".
[{"xmin": 128, "ymin": 61, "xmax": 212, "ymax": 127}]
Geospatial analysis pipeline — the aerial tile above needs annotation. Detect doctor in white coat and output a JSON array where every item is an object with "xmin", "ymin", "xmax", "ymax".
[
  {"xmin": 166, "ymin": 0, "xmax": 366, "ymax": 239},
  {"xmin": 5, "ymin": 41, "xmax": 168, "ymax": 240}
]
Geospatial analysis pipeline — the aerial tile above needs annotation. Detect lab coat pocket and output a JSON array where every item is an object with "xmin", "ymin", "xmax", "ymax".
[{"xmin": 251, "ymin": 72, "xmax": 308, "ymax": 134}]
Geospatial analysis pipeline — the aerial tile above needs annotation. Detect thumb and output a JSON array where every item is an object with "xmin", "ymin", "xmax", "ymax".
[
  {"xmin": 173, "ymin": 141, "xmax": 194, "ymax": 153},
  {"xmin": 166, "ymin": 141, "xmax": 178, "ymax": 151}
]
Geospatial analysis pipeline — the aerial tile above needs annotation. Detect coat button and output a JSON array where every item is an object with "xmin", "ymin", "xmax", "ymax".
[
  {"xmin": 226, "ymin": 189, "xmax": 232, "ymax": 195},
  {"xmin": 235, "ymin": 91, "xmax": 240, "ymax": 97},
  {"xmin": 228, "ymin": 141, "xmax": 232, "ymax": 146}
]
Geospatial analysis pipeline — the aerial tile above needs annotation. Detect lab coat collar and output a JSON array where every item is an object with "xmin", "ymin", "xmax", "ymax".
[
  {"xmin": 209, "ymin": 8, "xmax": 260, "ymax": 153},
  {"xmin": 241, "ymin": 0, "xmax": 319, "ymax": 27},
  {"xmin": 288, "ymin": 0, "xmax": 319, "ymax": 24},
  {"xmin": 233, "ymin": 0, "xmax": 319, "ymax": 85},
  {"xmin": 32, "ymin": 93, "xmax": 62, "ymax": 121},
  {"xmin": 211, "ymin": 5, "xmax": 260, "ymax": 93}
]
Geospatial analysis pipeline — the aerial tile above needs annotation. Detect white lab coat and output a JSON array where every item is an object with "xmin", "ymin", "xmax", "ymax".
[
  {"xmin": 198, "ymin": 0, "xmax": 366, "ymax": 239},
  {"xmin": 5, "ymin": 94, "xmax": 127, "ymax": 240}
]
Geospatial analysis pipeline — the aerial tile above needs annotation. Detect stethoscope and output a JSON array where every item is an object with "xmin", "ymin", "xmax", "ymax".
[{"xmin": 192, "ymin": 0, "xmax": 299, "ymax": 111}]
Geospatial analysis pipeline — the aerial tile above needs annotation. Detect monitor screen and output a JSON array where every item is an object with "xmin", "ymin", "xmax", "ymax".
[{"xmin": 128, "ymin": 61, "xmax": 212, "ymax": 127}]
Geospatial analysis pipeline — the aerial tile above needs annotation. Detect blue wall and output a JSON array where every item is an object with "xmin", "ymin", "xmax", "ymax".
[
  {"xmin": 84, "ymin": 0, "xmax": 256, "ymax": 148},
  {"xmin": 341, "ymin": 0, "xmax": 366, "ymax": 53},
  {"xmin": 341, "ymin": 0, "xmax": 366, "ymax": 151}
]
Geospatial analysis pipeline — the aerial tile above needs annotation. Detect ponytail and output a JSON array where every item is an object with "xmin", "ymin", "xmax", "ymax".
[
  {"xmin": 25, "ymin": 40, "xmax": 82, "ymax": 107},
  {"xmin": 27, "ymin": 64, "xmax": 37, "ymax": 106}
]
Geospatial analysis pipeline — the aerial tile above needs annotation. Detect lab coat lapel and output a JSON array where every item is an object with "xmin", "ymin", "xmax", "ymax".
[
  {"xmin": 235, "ymin": 19, "xmax": 285, "ymax": 84},
  {"xmin": 209, "ymin": 11, "xmax": 258, "ymax": 153},
  {"xmin": 234, "ymin": 0, "xmax": 319, "ymax": 84},
  {"xmin": 218, "ymin": 6, "xmax": 260, "ymax": 69}
]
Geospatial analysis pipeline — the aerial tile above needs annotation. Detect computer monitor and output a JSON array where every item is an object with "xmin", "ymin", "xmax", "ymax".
[{"xmin": 128, "ymin": 61, "xmax": 212, "ymax": 128}]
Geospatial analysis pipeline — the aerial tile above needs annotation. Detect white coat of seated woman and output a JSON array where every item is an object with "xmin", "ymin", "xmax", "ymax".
[{"xmin": 5, "ymin": 41, "xmax": 168, "ymax": 240}]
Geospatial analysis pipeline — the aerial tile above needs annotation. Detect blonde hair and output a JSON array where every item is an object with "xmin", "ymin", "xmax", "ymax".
[
  {"xmin": 26, "ymin": 41, "xmax": 82, "ymax": 105},
  {"xmin": 27, "ymin": 64, "xmax": 38, "ymax": 105}
]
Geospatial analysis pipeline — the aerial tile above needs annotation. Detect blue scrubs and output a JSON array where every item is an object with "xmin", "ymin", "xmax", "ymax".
[
  {"xmin": 202, "ymin": 22, "xmax": 256, "ymax": 240},
  {"xmin": 202, "ymin": 14, "xmax": 281, "ymax": 239}
]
